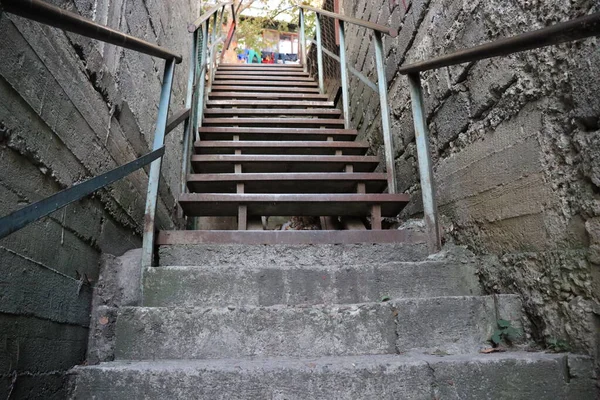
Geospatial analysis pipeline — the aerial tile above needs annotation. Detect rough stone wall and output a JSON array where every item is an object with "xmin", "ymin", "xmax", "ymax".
[
  {"xmin": 0, "ymin": 0, "xmax": 198, "ymax": 397},
  {"xmin": 327, "ymin": 0, "xmax": 600, "ymax": 358}
]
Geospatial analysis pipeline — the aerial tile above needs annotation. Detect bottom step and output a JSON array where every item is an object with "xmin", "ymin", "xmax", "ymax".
[{"xmin": 70, "ymin": 353, "xmax": 595, "ymax": 399}]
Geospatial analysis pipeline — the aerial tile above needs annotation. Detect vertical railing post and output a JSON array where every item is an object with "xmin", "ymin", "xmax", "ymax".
[
  {"xmin": 218, "ymin": 6, "xmax": 225, "ymax": 33},
  {"xmin": 195, "ymin": 22, "xmax": 209, "ymax": 141},
  {"xmin": 141, "ymin": 58, "xmax": 176, "ymax": 273},
  {"xmin": 338, "ymin": 21, "xmax": 350, "ymax": 129},
  {"xmin": 407, "ymin": 72, "xmax": 442, "ymax": 253},
  {"xmin": 299, "ymin": 8, "xmax": 307, "ymax": 72},
  {"xmin": 180, "ymin": 30, "xmax": 198, "ymax": 197},
  {"xmin": 208, "ymin": 13, "xmax": 218, "ymax": 91},
  {"xmin": 315, "ymin": 13, "xmax": 325, "ymax": 93},
  {"xmin": 373, "ymin": 31, "xmax": 397, "ymax": 194}
]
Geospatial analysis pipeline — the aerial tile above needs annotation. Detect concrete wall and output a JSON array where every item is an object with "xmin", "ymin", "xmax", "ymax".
[
  {"xmin": 0, "ymin": 0, "xmax": 199, "ymax": 397},
  {"xmin": 312, "ymin": 0, "xmax": 600, "ymax": 357}
]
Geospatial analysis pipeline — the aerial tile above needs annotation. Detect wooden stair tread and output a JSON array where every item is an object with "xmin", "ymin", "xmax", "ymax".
[
  {"xmin": 179, "ymin": 193, "xmax": 409, "ymax": 217},
  {"xmin": 206, "ymin": 100, "xmax": 333, "ymax": 108},
  {"xmin": 219, "ymin": 63, "xmax": 304, "ymax": 68},
  {"xmin": 187, "ymin": 172, "xmax": 387, "ymax": 193},
  {"xmin": 211, "ymin": 85, "xmax": 321, "ymax": 93},
  {"xmin": 209, "ymin": 92, "xmax": 328, "ymax": 100},
  {"xmin": 214, "ymin": 75, "xmax": 314, "ymax": 81},
  {"xmin": 203, "ymin": 108, "xmax": 341, "ymax": 117},
  {"xmin": 202, "ymin": 117, "xmax": 344, "ymax": 127},
  {"xmin": 198, "ymin": 128, "xmax": 357, "ymax": 141},
  {"xmin": 191, "ymin": 154, "xmax": 379, "ymax": 173},
  {"xmin": 210, "ymin": 80, "xmax": 318, "ymax": 87},
  {"xmin": 217, "ymin": 67, "xmax": 306, "ymax": 72},
  {"xmin": 198, "ymin": 127, "xmax": 357, "ymax": 134},
  {"xmin": 194, "ymin": 141, "xmax": 368, "ymax": 155},
  {"xmin": 215, "ymin": 71, "xmax": 309, "ymax": 77}
]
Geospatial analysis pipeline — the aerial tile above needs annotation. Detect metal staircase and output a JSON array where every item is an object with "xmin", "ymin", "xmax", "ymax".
[{"xmin": 179, "ymin": 63, "xmax": 409, "ymax": 232}]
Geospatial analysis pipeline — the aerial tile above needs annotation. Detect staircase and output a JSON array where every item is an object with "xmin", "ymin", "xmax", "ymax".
[
  {"xmin": 68, "ymin": 66, "xmax": 596, "ymax": 398},
  {"xmin": 70, "ymin": 243, "xmax": 595, "ymax": 398},
  {"xmin": 179, "ymin": 63, "xmax": 409, "ymax": 232}
]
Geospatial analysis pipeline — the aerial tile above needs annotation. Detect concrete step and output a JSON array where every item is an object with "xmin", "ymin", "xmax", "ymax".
[
  {"xmin": 70, "ymin": 353, "xmax": 596, "ymax": 399},
  {"xmin": 156, "ymin": 230, "xmax": 429, "ymax": 246},
  {"xmin": 157, "ymin": 242, "xmax": 431, "ymax": 267},
  {"xmin": 143, "ymin": 260, "xmax": 482, "ymax": 308},
  {"xmin": 114, "ymin": 295, "xmax": 523, "ymax": 360}
]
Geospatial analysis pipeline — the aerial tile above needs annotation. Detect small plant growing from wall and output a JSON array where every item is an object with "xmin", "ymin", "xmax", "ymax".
[
  {"xmin": 547, "ymin": 338, "xmax": 571, "ymax": 353},
  {"xmin": 490, "ymin": 319, "xmax": 522, "ymax": 347}
]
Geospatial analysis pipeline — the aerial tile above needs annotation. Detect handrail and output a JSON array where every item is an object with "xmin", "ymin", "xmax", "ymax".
[
  {"xmin": 399, "ymin": 13, "xmax": 600, "ymax": 253},
  {"xmin": 0, "ymin": 147, "xmax": 165, "ymax": 240},
  {"xmin": 299, "ymin": 5, "xmax": 397, "ymax": 193},
  {"xmin": 1, "ymin": 0, "xmax": 182, "ymax": 63},
  {"xmin": 299, "ymin": 5, "xmax": 397, "ymax": 37},
  {"xmin": 188, "ymin": 1, "xmax": 233, "ymax": 33},
  {"xmin": 399, "ymin": 12, "xmax": 600, "ymax": 74}
]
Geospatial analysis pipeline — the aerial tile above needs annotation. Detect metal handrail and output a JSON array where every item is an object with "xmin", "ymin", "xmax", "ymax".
[
  {"xmin": 0, "ymin": 1, "xmax": 188, "ymax": 270},
  {"xmin": 399, "ymin": 12, "xmax": 600, "ymax": 253},
  {"xmin": 0, "ymin": 148, "xmax": 165, "ymax": 240},
  {"xmin": 399, "ymin": 12, "xmax": 600, "ymax": 74},
  {"xmin": 299, "ymin": 5, "xmax": 397, "ymax": 37},
  {"xmin": 188, "ymin": 1, "xmax": 233, "ymax": 33},
  {"xmin": 299, "ymin": 5, "xmax": 398, "ymax": 194},
  {"xmin": 1, "ymin": 0, "xmax": 182, "ymax": 63}
]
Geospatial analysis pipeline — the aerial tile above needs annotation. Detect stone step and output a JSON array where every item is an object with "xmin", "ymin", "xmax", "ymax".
[
  {"xmin": 156, "ymin": 230, "xmax": 429, "ymax": 246},
  {"xmin": 157, "ymin": 242, "xmax": 431, "ymax": 267},
  {"xmin": 114, "ymin": 295, "xmax": 523, "ymax": 360},
  {"xmin": 70, "ymin": 353, "xmax": 596, "ymax": 399},
  {"xmin": 143, "ymin": 260, "xmax": 482, "ymax": 308}
]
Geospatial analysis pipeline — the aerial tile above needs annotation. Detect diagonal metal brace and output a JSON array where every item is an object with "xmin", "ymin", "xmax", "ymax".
[{"xmin": 0, "ymin": 147, "xmax": 165, "ymax": 240}]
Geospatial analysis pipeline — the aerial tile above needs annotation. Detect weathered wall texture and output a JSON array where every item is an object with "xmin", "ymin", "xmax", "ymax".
[
  {"xmin": 317, "ymin": 0, "xmax": 600, "ymax": 358},
  {"xmin": 0, "ymin": 0, "xmax": 198, "ymax": 397}
]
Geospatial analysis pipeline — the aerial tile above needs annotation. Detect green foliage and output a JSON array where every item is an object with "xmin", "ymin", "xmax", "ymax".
[
  {"xmin": 490, "ymin": 319, "xmax": 523, "ymax": 346},
  {"xmin": 380, "ymin": 295, "xmax": 391, "ymax": 302},
  {"xmin": 547, "ymin": 338, "xmax": 571, "ymax": 353}
]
